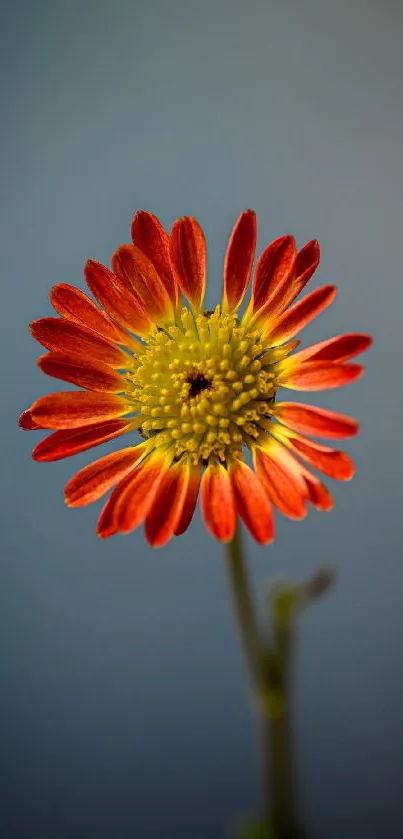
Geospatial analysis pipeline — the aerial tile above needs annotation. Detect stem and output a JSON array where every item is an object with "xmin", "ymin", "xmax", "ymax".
[
  {"xmin": 263, "ymin": 599, "xmax": 296, "ymax": 835},
  {"xmin": 225, "ymin": 526, "xmax": 261, "ymax": 678},
  {"xmin": 225, "ymin": 529, "xmax": 299, "ymax": 837}
]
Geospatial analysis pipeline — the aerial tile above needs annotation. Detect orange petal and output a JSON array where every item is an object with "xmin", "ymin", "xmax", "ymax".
[
  {"xmin": 145, "ymin": 460, "xmax": 190, "ymax": 547},
  {"xmin": 169, "ymin": 216, "xmax": 206, "ymax": 310},
  {"xmin": 200, "ymin": 463, "xmax": 236, "ymax": 542},
  {"xmin": 229, "ymin": 460, "xmax": 274, "ymax": 544},
  {"xmin": 105, "ymin": 453, "xmax": 169, "ymax": 535},
  {"xmin": 252, "ymin": 235, "xmax": 296, "ymax": 313},
  {"xmin": 37, "ymin": 352, "xmax": 127, "ymax": 393},
  {"xmin": 274, "ymin": 402, "xmax": 359, "ymax": 438},
  {"xmin": 302, "ymin": 471, "xmax": 333, "ymax": 511},
  {"xmin": 258, "ymin": 436, "xmax": 334, "ymax": 511},
  {"xmin": 65, "ymin": 444, "xmax": 147, "ymax": 508},
  {"xmin": 268, "ymin": 285, "xmax": 337, "ymax": 344},
  {"xmin": 32, "ymin": 419, "xmax": 134, "ymax": 462},
  {"xmin": 131, "ymin": 210, "xmax": 178, "ymax": 305},
  {"xmin": 30, "ymin": 392, "xmax": 132, "ymax": 429},
  {"xmin": 272, "ymin": 239, "xmax": 320, "ymax": 314},
  {"xmin": 50, "ymin": 283, "xmax": 130, "ymax": 345},
  {"xmin": 274, "ymin": 428, "xmax": 355, "ymax": 480},
  {"xmin": 111, "ymin": 243, "xmax": 174, "ymax": 322},
  {"xmin": 222, "ymin": 210, "xmax": 256, "ymax": 312},
  {"xmin": 174, "ymin": 462, "xmax": 201, "ymax": 535},
  {"xmin": 19, "ymin": 409, "xmax": 43, "ymax": 430},
  {"xmin": 290, "ymin": 333, "xmax": 372, "ymax": 364},
  {"xmin": 278, "ymin": 361, "xmax": 364, "ymax": 391},
  {"xmin": 30, "ymin": 318, "xmax": 129, "ymax": 369},
  {"xmin": 96, "ymin": 497, "xmax": 120, "ymax": 538},
  {"xmin": 84, "ymin": 259, "xmax": 152, "ymax": 335},
  {"xmin": 253, "ymin": 446, "xmax": 307, "ymax": 520}
]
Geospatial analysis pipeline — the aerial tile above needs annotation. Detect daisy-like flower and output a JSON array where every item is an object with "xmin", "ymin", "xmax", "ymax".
[{"xmin": 20, "ymin": 210, "xmax": 371, "ymax": 546}]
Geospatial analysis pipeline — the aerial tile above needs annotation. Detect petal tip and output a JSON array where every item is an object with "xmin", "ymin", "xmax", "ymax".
[
  {"xmin": 19, "ymin": 409, "xmax": 37, "ymax": 430},
  {"xmin": 360, "ymin": 334, "xmax": 373, "ymax": 352},
  {"xmin": 84, "ymin": 258, "xmax": 102, "ymax": 277},
  {"xmin": 96, "ymin": 527, "xmax": 115, "ymax": 540}
]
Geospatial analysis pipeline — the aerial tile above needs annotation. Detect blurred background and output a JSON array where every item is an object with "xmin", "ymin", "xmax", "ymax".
[{"xmin": 1, "ymin": 1, "xmax": 402, "ymax": 836}]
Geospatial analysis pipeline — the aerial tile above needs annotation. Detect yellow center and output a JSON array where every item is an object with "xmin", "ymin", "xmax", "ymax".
[{"xmin": 125, "ymin": 306, "xmax": 286, "ymax": 465}]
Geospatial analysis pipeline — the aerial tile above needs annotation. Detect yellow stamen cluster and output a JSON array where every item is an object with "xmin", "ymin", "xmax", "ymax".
[{"xmin": 125, "ymin": 306, "xmax": 284, "ymax": 466}]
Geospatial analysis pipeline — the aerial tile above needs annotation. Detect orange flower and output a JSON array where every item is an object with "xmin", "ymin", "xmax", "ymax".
[{"xmin": 20, "ymin": 210, "xmax": 371, "ymax": 546}]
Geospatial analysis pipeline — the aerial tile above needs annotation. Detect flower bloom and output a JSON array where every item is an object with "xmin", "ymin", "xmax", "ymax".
[{"xmin": 20, "ymin": 210, "xmax": 371, "ymax": 546}]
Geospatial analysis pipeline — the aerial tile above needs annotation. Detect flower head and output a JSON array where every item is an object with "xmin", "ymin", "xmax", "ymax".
[{"xmin": 20, "ymin": 210, "xmax": 371, "ymax": 546}]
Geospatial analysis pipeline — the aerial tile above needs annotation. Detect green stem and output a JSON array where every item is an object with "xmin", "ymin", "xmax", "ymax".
[
  {"xmin": 262, "ymin": 616, "xmax": 296, "ymax": 834},
  {"xmin": 225, "ymin": 529, "xmax": 299, "ymax": 838},
  {"xmin": 225, "ymin": 527, "xmax": 261, "ymax": 677}
]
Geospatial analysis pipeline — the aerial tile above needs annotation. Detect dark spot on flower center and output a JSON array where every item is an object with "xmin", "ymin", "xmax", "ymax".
[{"xmin": 186, "ymin": 373, "xmax": 212, "ymax": 399}]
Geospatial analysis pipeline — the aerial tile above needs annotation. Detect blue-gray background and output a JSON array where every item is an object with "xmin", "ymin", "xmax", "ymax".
[{"xmin": 2, "ymin": 1, "xmax": 402, "ymax": 837}]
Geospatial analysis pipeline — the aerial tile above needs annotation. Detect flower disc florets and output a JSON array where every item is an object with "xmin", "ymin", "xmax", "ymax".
[{"xmin": 126, "ymin": 305, "xmax": 278, "ymax": 466}]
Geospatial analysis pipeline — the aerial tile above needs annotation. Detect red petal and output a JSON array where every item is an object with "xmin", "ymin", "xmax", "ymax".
[
  {"xmin": 107, "ymin": 453, "xmax": 168, "ymax": 535},
  {"xmin": 252, "ymin": 235, "xmax": 296, "ymax": 313},
  {"xmin": 253, "ymin": 446, "xmax": 307, "ymax": 520},
  {"xmin": 96, "ymin": 496, "xmax": 119, "ymax": 539},
  {"xmin": 32, "ymin": 419, "xmax": 134, "ymax": 462},
  {"xmin": 279, "ymin": 361, "xmax": 364, "ymax": 391},
  {"xmin": 222, "ymin": 210, "xmax": 256, "ymax": 312},
  {"xmin": 200, "ymin": 463, "xmax": 236, "ymax": 542},
  {"xmin": 111, "ymin": 243, "xmax": 174, "ymax": 322},
  {"xmin": 30, "ymin": 392, "xmax": 132, "ymax": 429},
  {"xmin": 19, "ymin": 409, "xmax": 43, "ymax": 430},
  {"xmin": 268, "ymin": 285, "xmax": 337, "ymax": 344},
  {"xmin": 275, "ymin": 429, "xmax": 355, "ymax": 480},
  {"xmin": 273, "ymin": 239, "xmax": 320, "ymax": 313},
  {"xmin": 145, "ymin": 460, "xmax": 189, "ymax": 547},
  {"xmin": 229, "ymin": 461, "xmax": 274, "ymax": 544},
  {"xmin": 291, "ymin": 333, "xmax": 372, "ymax": 364},
  {"xmin": 258, "ymin": 438, "xmax": 334, "ymax": 511},
  {"xmin": 131, "ymin": 210, "xmax": 177, "ymax": 305},
  {"xmin": 174, "ymin": 463, "xmax": 201, "ymax": 535},
  {"xmin": 85, "ymin": 259, "xmax": 152, "ymax": 335},
  {"xmin": 169, "ymin": 216, "xmax": 206, "ymax": 310},
  {"xmin": 275, "ymin": 402, "xmax": 359, "ymax": 438},
  {"xmin": 50, "ymin": 283, "xmax": 130, "ymax": 345},
  {"xmin": 65, "ymin": 445, "xmax": 147, "ymax": 508},
  {"xmin": 37, "ymin": 352, "xmax": 127, "ymax": 393},
  {"xmin": 30, "ymin": 318, "xmax": 128, "ymax": 368},
  {"xmin": 303, "ymin": 471, "xmax": 333, "ymax": 510}
]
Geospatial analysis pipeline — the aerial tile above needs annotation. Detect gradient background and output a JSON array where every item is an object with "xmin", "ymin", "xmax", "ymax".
[{"xmin": 2, "ymin": 1, "xmax": 402, "ymax": 837}]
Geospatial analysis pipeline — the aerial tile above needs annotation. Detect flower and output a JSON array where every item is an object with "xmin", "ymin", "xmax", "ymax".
[{"xmin": 20, "ymin": 210, "xmax": 371, "ymax": 546}]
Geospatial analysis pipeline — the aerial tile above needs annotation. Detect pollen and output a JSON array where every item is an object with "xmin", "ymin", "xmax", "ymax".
[{"xmin": 124, "ymin": 306, "xmax": 284, "ymax": 466}]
